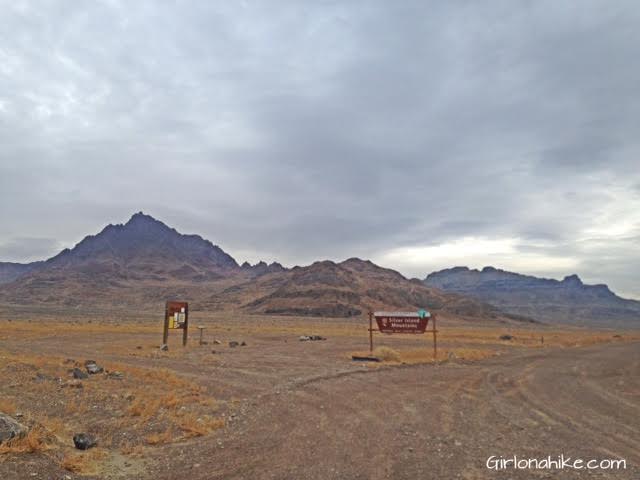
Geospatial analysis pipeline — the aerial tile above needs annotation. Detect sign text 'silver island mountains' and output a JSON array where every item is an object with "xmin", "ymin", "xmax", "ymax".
[{"xmin": 0, "ymin": 212, "xmax": 638, "ymax": 327}]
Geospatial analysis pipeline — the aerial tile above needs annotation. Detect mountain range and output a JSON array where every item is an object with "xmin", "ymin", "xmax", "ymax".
[
  {"xmin": 0, "ymin": 212, "xmax": 638, "ymax": 327},
  {"xmin": 0, "ymin": 213, "xmax": 505, "ymax": 321},
  {"xmin": 425, "ymin": 266, "xmax": 640, "ymax": 327}
]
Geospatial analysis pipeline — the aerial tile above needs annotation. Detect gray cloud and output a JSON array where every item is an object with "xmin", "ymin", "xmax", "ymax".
[
  {"xmin": 0, "ymin": 237, "xmax": 60, "ymax": 262},
  {"xmin": 0, "ymin": 0, "xmax": 639, "ymax": 297}
]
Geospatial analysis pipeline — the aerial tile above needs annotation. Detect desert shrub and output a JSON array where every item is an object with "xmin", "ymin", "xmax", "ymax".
[{"xmin": 373, "ymin": 346, "xmax": 401, "ymax": 362}]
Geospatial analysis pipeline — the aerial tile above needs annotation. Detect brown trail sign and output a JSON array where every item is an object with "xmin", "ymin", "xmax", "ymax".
[
  {"xmin": 375, "ymin": 312, "xmax": 429, "ymax": 334},
  {"xmin": 163, "ymin": 301, "xmax": 189, "ymax": 347},
  {"xmin": 368, "ymin": 310, "xmax": 438, "ymax": 359}
]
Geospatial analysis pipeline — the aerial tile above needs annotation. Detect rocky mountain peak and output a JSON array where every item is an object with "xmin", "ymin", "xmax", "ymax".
[{"xmin": 562, "ymin": 274, "xmax": 583, "ymax": 286}]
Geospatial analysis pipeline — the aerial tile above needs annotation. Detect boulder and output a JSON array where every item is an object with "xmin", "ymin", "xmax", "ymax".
[
  {"xmin": 85, "ymin": 363, "xmax": 104, "ymax": 375},
  {"xmin": 73, "ymin": 433, "xmax": 97, "ymax": 450},
  {"xmin": 229, "ymin": 341, "xmax": 239, "ymax": 348},
  {"xmin": 0, "ymin": 413, "xmax": 27, "ymax": 444},
  {"xmin": 159, "ymin": 344, "xmax": 169, "ymax": 351},
  {"xmin": 499, "ymin": 334, "xmax": 514, "ymax": 341}
]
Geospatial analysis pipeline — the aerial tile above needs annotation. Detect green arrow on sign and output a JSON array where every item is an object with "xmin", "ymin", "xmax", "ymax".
[{"xmin": 418, "ymin": 309, "xmax": 428, "ymax": 318}]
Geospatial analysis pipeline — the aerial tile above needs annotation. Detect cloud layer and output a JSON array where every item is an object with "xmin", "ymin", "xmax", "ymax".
[{"xmin": 1, "ymin": 1, "xmax": 639, "ymax": 298}]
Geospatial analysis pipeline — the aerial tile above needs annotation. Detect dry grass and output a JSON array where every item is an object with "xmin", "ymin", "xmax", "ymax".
[
  {"xmin": 0, "ymin": 426, "xmax": 49, "ymax": 455},
  {"xmin": 127, "ymin": 397, "xmax": 162, "ymax": 420},
  {"xmin": 59, "ymin": 449, "xmax": 107, "ymax": 474},
  {"xmin": 40, "ymin": 417, "xmax": 67, "ymax": 436},
  {"xmin": 0, "ymin": 398, "xmax": 16, "ymax": 415},
  {"xmin": 351, "ymin": 346, "xmax": 496, "ymax": 365},
  {"xmin": 177, "ymin": 414, "xmax": 225, "ymax": 438},
  {"xmin": 145, "ymin": 430, "xmax": 173, "ymax": 445},
  {"xmin": 372, "ymin": 346, "xmax": 401, "ymax": 362},
  {"xmin": 438, "ymin": 327, "xmax": 640, "ymax": 348},
  {"xmin": 60, "ymin": 452, "xmax": 87, "ymax": 473}
]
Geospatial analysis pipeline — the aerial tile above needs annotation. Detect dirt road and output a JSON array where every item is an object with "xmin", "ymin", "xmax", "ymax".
[{"xmin": 147, "ymin": 341, "xmax": 639, "ymax": 479}]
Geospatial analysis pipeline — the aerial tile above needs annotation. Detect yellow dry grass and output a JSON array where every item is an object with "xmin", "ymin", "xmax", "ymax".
[
  {"xmin": 0, "ymin": 426, "xmax": 49, "ymax": 455},
  {"xmin": 438, "ymin": 327, "xmax": 640, "ymax": 348},
  {"xmin": 0, "ymin": 398, "xmax": 16, "ymax": 415},
  {"xmin": 352, "ymin": 346, "xmax": 495, "ymax": 365},
  {"xmin": 145, "ymin": 430, "xmax": 173, "ymax": 445},
  {"xmin": 372, "ymin": 346, "xmax": 401, "ymax": 362},
  {"xmin": 177, "ymin": 414, "xmax": 225, "ymax": 438},
  {"xmin": 59, "ymin": 452, "xmax": 86, "ymax": 473},
  {"xmin": 59, "ymin": 449, "xmax": 107, "ymax": 474}
]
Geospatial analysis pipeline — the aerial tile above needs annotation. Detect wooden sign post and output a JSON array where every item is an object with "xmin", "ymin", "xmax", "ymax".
[
  {"xmin": 163, "ymin": 301, "xmax": 189, "ymax": 347},
  {"xmin": 369, "ymin": 310, "xmax": 438, "ymax": 359}
]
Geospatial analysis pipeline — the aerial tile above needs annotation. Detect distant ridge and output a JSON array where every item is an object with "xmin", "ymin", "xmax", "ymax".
[
  {"xmin": 424, "ymin": 266, "xmax": 640, "ymax": 327},
  {"xmin": 0, "ymin": 261, "xmax": 44, "ymax": 284}
]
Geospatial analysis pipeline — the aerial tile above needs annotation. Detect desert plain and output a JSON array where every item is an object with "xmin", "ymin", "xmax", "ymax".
[{"xmin": 0, "ymin": 305, "xmax": 638, "ymax": 480}]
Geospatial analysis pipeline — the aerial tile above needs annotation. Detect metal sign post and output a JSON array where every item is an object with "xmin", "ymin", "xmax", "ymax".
[
  {"xmin": 369, "ymin": 310, "xmax": 438, "ymax": 359},
  {"xmin": 163, "ymin": 301, "xmax": 189, "ymax": 347},
  {"xmin": 368, "ymin": 311, "xmax": 374, "ymax": 353}
]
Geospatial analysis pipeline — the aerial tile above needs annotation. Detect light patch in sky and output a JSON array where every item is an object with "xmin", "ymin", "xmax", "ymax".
[{"xmin": 377, "ymin": 237, "xmax": 580, "ymax": 279}]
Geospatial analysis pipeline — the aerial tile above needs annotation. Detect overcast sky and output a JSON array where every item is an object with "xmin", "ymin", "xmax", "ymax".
[{"xmin": 1, "ymin": 1, "xmax": 639, "ymax": 298}]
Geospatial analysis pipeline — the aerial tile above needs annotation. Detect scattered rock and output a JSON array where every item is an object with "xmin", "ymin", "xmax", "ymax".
[
  {"xmin": 211, "ymin": 350, "xmax": 217, "ymax": 354},
  {"xmin": 106, "ymin": 371, "xmax": 124, "ymax": 380},
  {"xmin": 85, "ymin": 363, "xmax": 104, "ymax": 375},
  {"xmin": 213, "ymin": 339, "xmax": 222, "ymax": 345},
  {"xmin": 84, "ymin": 360, "xmax": 96, "ymax": 367},
  {"xmin": 499, "ymin": 334, "xmax": 514, "ymax": 341},
  {"xmin": 72, "ymin": 368, "xmax": 88, "ymax": 379},
  {"xmin": 0, "ymin": 413, "xmax": 28, "ymax": 444},
  {"xmin": 34, "ymin": 373, "xmax": 52, "ymax": 383},
  {"xmin": 136, "ymin": 346, "xmax": 143, "ymax": 350},
  {"xmin": 300, "ymin": 335, "xmax": 326, "ymax": 341},
  {"xmin": 159, "ymin": 344, "xmax": 169, "ymax": 351},
  {"xmin": 447, "ymin": 352, "xmax": 457, "ymax": 360},
  {"xmin": 73, "ymin": 433, "xmax": 97, "ymax": 450},
  {"xmin": 229, "ymin": 341, "xmax": 239, "ymax": 348},
  {"xmin": 352, "ymin": 355, "xmax": 380, "ymax": 362},
  {"xmin": 240, "ymin": 341, "xmax": 247, "ymax": 347}
]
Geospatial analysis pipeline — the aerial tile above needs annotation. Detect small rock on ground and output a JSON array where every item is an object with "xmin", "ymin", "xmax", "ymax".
[{"xmin": 73, "ymin": 433, "xmax": 97, "ymax": 450}]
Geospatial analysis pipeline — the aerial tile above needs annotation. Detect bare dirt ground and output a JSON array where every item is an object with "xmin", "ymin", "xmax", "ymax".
[{"xmin": 0, "ymin": 309, "xmax": 638, "ymax": 479}]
